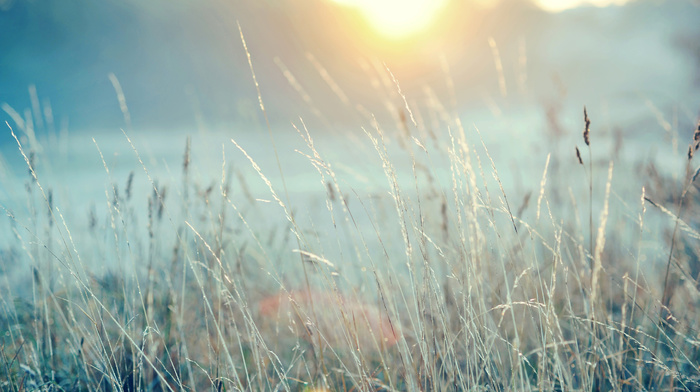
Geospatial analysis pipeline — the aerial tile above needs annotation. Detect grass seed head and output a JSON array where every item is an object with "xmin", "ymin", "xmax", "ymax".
[
  {"xmin": 692, "ymin": 165, "xmax": 700, "ymax": 183},
  {"xmin": 689, "ymin": 120, "xmax": 700, "ymax": 160},
  {"xmin": 583, "ymin": 106, "xmax": 590, "ymax": 146},
  {"xmin": 183, "ymin": 136, "xmax": 191, "ymax": 173},
  {"xmin": 125, "ymin": 171, "xmax": 134, "ymax": 201},
  {"xmin": 576, "ymin": 146, "xmax": 583, "ymax": 165}
]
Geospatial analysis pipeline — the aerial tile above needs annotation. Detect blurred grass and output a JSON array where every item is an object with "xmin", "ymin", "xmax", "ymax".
[{"xmin": 1, "ymin": 37, "xmax": 700, "ymax": 392}]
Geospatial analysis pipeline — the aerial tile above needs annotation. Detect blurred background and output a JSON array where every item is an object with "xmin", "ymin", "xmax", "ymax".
[
  {"xmin": 0, "ymin": 0, "xmax": 698, "ymax": 136},
  {"xmin": 0, "ymin": 0, "xmax": 699, "ymax": 296},
  {"xmin": 1, "ymin": 0, "xmax": 699, "ymax": 224}
]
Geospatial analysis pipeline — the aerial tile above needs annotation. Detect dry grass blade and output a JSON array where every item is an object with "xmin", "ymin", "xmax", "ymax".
[
  {"xmin": 292, "ymin": 249, "xmax": 336, "ymax": 269},
  {"xmin": 590, "ymin": 161, "xmax": 614, "ymax": 313},
  {"xmin": 536, "ymin": 153, "xmax": 551, "ymax": 223}
]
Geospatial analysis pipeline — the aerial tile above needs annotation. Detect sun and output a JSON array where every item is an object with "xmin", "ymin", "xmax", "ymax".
[{"xmin": 331, "ymin": 0, "xmax": 449, "ymax": 39}]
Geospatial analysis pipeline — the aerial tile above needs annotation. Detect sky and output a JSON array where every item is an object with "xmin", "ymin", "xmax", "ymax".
[{"xmin": 0, "ymin": 0, "xmax": 697, "ymax": 137}]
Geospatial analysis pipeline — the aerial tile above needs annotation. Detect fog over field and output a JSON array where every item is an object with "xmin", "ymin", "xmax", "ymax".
[
  {"xmin": 0, "ymin": 0, "xmax": 697, "ymax": 301},
  {"xmin": 2, "ymin": 0, "xmax": 698, "ymax": 244}
]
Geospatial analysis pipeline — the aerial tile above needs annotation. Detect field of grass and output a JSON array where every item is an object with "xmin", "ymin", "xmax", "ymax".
[{"xmin": 2, "ymin": 25, "xmax": 700, "ymax": 392}]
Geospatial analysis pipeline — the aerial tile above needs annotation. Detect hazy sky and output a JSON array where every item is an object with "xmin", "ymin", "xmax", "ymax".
[{"xmin": 0, "ymin": 0, "xmax": 697, "ymax": 138}]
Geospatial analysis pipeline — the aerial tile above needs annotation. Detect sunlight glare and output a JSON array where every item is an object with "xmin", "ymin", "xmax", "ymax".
[
  {"xmin": 534, "ymin": 0, "xmax": 632, "ymax": 12},
  {"xmin": 331, "ymin": 0, "xmax": 449, "ymax": 39}
]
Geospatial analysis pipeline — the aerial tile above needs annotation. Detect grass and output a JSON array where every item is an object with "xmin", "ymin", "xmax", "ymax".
[{"xmin": 2, "ymin": 35, "xmax": 700, "ymax": 392}]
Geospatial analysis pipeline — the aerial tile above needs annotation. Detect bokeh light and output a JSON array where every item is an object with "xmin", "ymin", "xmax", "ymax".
[{"xmin": 534, "ymin": 0, "xmax": 633, "ymax": 12}]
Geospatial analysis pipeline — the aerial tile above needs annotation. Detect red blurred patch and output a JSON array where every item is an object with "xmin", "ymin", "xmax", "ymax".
[{"xmin": 258, "ymin": 289, "xmax": 399, "ymax": 350}]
